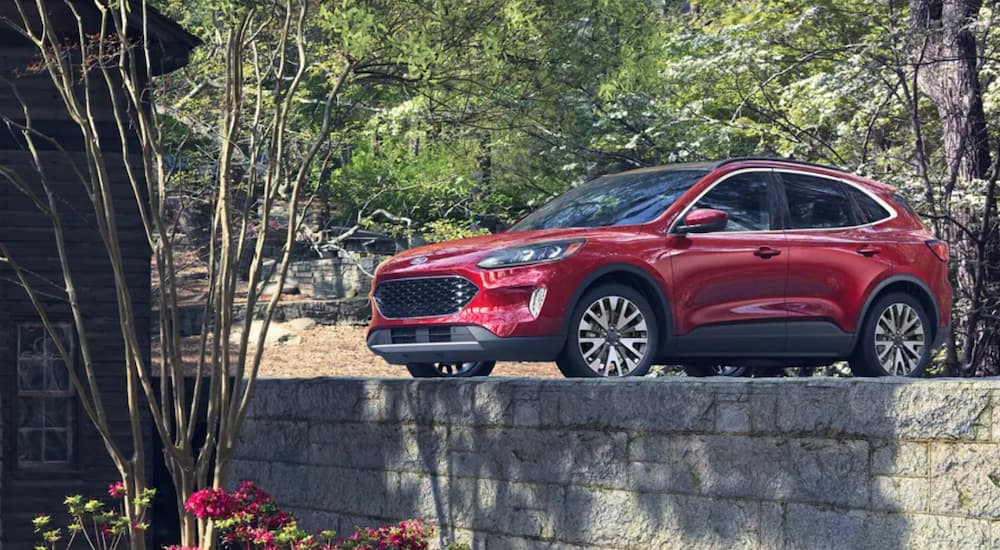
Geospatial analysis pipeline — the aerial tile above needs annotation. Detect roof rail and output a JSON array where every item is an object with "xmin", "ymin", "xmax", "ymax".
[{"xmin": 713, "ymin": 157, "xmax": 846, "ymax": 173}]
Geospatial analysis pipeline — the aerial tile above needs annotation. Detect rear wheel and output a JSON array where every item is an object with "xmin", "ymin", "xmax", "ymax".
[
  {"xmin": 556, "ymin": 284, "xmax": 659, "ymax": 378},
  {"xmin": 850, "ymin": 292, "xmax": 932, "ymax": 377},
  {"xmin": 406, "ymin": 361, "xmax": 496, "ymax": 378}
]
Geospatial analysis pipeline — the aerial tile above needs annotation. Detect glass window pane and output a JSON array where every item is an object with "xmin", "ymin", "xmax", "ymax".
[
  {"xmin": 18, "ymin": 430, "xmax": 43, "ymax": 463},
  {"xmin": 512, "ymin": 169, "xmax": 707, "ymax": 230},
  {"xmin": 46, "ymin": 360, "xmax": 71, "ymax": 392},
  {"xmin": 18, "ymin": 398, "xmax": 44, "ymax": 428},
  {"xmin": 19, "ymin": 326, "xmax": 46, "ymax": 359},
  {"xmin": 44, "ymin": 431, "xmax": 70, "ymax": 463},
  {"xmin": 18, "ymin": 358, "xmax": 46, "ymax": 391},
  {"xmin": 43, "ymin": 399, "xmax": 70, "ymax": 429},
  {"xmin": 783, "ymin": 174, "xmax": 855, "ymax": 229},
  {"xmin": 893, "ymin": 193, "xmax": 917, "ymax": 216},
  {"xmin": 846, "ymin": 185, "xmax": 890, "ymax": 223},
  {"xmin": 694, "ymin": 173, "xmax": 772, "ymax": 232}
]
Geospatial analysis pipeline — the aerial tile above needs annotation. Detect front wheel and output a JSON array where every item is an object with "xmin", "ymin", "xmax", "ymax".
[
  {"xmin": 850, "ymin": 292, "xmax": 932, "ymax": 377},
  {"xmin": 556, "ymin": 284, "xmax": 659, "ymax": 378},
  {"xmin": 406, "ymin": 361, "xmax": 496, "ymax": 378}
]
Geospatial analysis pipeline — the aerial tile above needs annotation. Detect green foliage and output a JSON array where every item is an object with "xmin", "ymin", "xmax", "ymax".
[
  {"xmin": 152, "ymin": 0, "xmax": 998, "ymax": 329},
  {"xmin": 149, "ymin": 0, "xmax": 993, "ymax": 230},
  {"xmin": 33, "ymin": 485, "xmax": 154, "ymax": 550},
  {"xmin": 422, "ymin": 220, "xmax": 489, "ymax": 243}
]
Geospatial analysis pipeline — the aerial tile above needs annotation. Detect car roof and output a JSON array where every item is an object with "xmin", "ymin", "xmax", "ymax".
[
  {"xmin": 618, "ymin": 157, "xmax": 895, "ymax": 193},
  {"xmin": 611, "ymin": 161, "xmax": 719, "ymax": 175}
]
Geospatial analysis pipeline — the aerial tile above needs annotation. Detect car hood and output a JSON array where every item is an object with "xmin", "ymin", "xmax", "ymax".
[{"xmin": 378, "ymin": 228, "xmax": 606, "ymax": 276}]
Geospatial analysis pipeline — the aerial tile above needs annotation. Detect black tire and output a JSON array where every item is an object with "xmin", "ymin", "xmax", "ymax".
[
  {"xmin": 406, "ymin": 361, "xmax": 496, "ymax": 378},
  {"xmin": 682, "ymin": 364, "xmax": 753, "ymax": 377},
  {"xmin": 556, "ymin": 283, "xmax": 659, "ymax": 378},
  {"xmin": 850, "ymin": 292, "xmax": 933, "ymax": 378}
]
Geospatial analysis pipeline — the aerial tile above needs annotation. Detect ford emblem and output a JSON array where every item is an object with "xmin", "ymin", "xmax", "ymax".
[{"xmin": 410, "ymin": 256, "xmax": 429, "ymax": 265}]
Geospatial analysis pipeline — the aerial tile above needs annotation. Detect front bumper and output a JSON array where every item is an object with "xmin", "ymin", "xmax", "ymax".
[{"xmin": 367, "ymin": 325, "xmax": 564, "ymax": 365}]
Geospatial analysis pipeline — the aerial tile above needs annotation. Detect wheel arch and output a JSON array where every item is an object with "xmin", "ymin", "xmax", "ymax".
[
  {"xmin": 852, "ymin": 274, "xmax": 940, "ymax": 350},
  {"xmin": 563, "ymin": 263, "xmax": 674, "ymax": 349}
]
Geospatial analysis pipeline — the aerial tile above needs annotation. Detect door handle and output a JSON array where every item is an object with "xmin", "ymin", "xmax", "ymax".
[
  {"xmin": 753, "ymin": 246, "xmax": 781, "ymax": 259},
  {"xmin": 857, "ymin": 246, "xmax": 881, "ymax": 257}
]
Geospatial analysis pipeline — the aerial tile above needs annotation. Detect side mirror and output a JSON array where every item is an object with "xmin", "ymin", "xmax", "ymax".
[{"xmin": 674, "ymin": 208, "xmax": 729, "ymax": 235}]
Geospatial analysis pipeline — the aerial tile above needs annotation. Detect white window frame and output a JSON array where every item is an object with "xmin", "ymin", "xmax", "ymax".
[{"xmin": 16, "ymin": 323, "xmax": 75, "ymax": 467}]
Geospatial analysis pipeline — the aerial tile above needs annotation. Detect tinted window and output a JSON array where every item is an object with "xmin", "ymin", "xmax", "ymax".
[
  {"xmin": 893, "ymin": 193, "xmax": 917, "ymax": 216},
  {"xmin": 844, "ymin": 185, "xmax": 891, "ymax": 223},
  {"xmin": 511, "ymin": 169, "xmax": 706, "ymax": 230},
  {"xmin": 782, "ymin": 173, "xmax": 855, "ymax": 229},
  {"xmin": 693, "ymin": 172, "xmax": 772, "ymax": 231}
]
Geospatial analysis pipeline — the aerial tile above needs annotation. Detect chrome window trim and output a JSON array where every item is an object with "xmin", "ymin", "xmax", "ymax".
[
  {"xmin": 668, "ymin": 167, "xmax": 899, "ymax": 236},
  {"xmin": 775, "ymin": 168, "xmax": 899, "ymax": 232},
  {"xmin": 668, "ymin": 168, "xmax": 781, "ymax": 235}
]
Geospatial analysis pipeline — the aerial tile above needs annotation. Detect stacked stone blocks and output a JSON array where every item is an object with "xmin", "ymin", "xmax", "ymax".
[
  {"xmin": 287, "ymin": 257, "xmax": 382, "ymax": 299},
  {"xmin": 234, "ymin": 378, "xmax": 1000, "ymax": 550}
]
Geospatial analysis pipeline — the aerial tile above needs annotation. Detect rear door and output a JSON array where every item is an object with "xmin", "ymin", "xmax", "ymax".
[
  {"xmin": 669, "ymin": 169, "xmax": 789, "ymax": 355},
  {"xmin": 778, "ymin": 171, "xmax": 897, "ymax": 356}
]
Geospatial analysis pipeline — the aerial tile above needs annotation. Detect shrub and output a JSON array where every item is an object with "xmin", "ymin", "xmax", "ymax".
[
  {"xmin": 36, "ymin": 482, "xmax": 470, "ymax": 550},
  {"xmin": 186, "ymin": 482, "xmax": 471, "ymax": 550},
  {"xmin": 33, "ymin": 483, "xmax": 155, "ymax": 550}
]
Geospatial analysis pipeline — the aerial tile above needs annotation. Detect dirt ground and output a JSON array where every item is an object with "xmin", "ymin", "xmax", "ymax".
[
  {"xmin": 258, "ymin": 324, "xmax": 561, "ymax": 378},
  {"xmin": 157, "ymin": 324, "xmax": 562, "ymax": 378},
  {"xmin": 155, "ymin": 245, "xmax": 562, "ymax": 377}
]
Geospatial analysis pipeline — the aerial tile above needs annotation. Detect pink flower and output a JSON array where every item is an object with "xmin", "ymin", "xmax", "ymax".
[
  {"xmin": 253, "ymin": 529, "xmax": 275, "ymax": 545},
  {"xmin": 108, "ymin": 481, "xmax": 126, "ymax": 499},
  {"xmin": 184, "ymin": 488, "xmax": 238, "ymax": 520}
]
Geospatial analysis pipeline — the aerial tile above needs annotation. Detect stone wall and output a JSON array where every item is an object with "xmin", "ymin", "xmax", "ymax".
[
  {"xmin": 233, "ymin": 298, "xmax": 372, "ymax": 326},
  {"xmin": 154, "ymin": 297, "xmax": 372, "ymax": 337},
  {"xmin": 288, "ymin": 257, "xmax": 382, "ymax": 299},
  {"xmin": 233, "ymin": 378, "xmax": 1000, "ymax": 549}
]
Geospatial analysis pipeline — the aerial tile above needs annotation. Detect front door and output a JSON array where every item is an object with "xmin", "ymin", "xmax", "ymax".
[{"xmin": 669, "ymin": 170, "xmax": 788, "ymax": 355}]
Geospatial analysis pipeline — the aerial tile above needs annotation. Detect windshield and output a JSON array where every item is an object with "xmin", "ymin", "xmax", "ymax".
[{"xmin": 511, "ymin": 169, "xmax": 707, "ymax": 231}]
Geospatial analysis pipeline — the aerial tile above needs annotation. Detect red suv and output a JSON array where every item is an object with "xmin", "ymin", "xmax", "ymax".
[{"xmin": 367, "ymin": 158, "xmax": 952, "ymax": 379}]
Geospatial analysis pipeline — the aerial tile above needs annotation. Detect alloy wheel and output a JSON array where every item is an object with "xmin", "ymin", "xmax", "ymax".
[
  {"xmin": 874, "ymin": 303, "xmax": 926, "ymax": 376},
  {"xmin": 577, "ymin": 295, "xmax": 649, "ymax": 377}
]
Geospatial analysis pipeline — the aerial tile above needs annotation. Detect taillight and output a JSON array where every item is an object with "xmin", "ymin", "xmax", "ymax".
[{"xmin": 926, "ymin": 240, "xmax": 949, "ymax": 262}]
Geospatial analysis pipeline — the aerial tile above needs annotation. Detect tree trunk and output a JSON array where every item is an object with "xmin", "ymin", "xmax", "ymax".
[
  {"xmin": 909, "ymin": 0, "xmax": 1000, "ymax": 375},
  {"xmin": 910, "ymin": 0, "xmax": 990, "ymax": 182}
]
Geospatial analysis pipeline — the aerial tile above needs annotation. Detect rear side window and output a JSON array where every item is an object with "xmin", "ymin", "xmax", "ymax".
[
  {"xmin": 892, "ymin": 193, "xmax": 918, "ymax": 216},
  {"xmin": 781, "ymin": 173, "xmax": 855, "ymax": 229},
  {"xmin": 844, "ymin": 185, "xmax": 891, "ymax": 224},
  {"xmin": 693, "ymin": 172, "xmax": 773, "ymax": 231}
]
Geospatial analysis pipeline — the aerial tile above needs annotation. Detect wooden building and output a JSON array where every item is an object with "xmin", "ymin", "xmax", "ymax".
[{"xmin": 0, "ymin": 3, "xmax": 197, "ymax": 548}]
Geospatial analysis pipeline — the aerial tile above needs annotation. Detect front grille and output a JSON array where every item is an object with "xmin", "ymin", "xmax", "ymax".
[
  {"xmin": 390, "ymin": 328, "xmax": 418, "ymax": 344},
  {"xmin": 374, "ymin": 276, "xmax": 479, "ymax": 319}
]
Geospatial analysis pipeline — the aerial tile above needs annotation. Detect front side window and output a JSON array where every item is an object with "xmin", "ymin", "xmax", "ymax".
[
  {"xmin": 17, "ymin": 324, "xmax": 74, "ymax": 466},
  {"xmin": 511, "ymin": 169, "xmax": 707, "ymax": 231},
  {"xmin": 782, "ymin": 173, "xmax": 855, "ymax": 229},
  {"xmin": 692, "ymin": 172, "xmax": 773, "ymax": 231}
]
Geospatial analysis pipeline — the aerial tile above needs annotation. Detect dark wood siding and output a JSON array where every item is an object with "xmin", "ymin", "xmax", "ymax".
[{"xmin": 0, "ymin": 5, "xmax": 155, "ymax": 548}]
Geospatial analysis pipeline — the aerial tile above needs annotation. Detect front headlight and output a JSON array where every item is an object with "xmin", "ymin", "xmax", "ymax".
[{"xmin": 477, "ymin": 239, "xmax": 586, "ymax": 269}]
